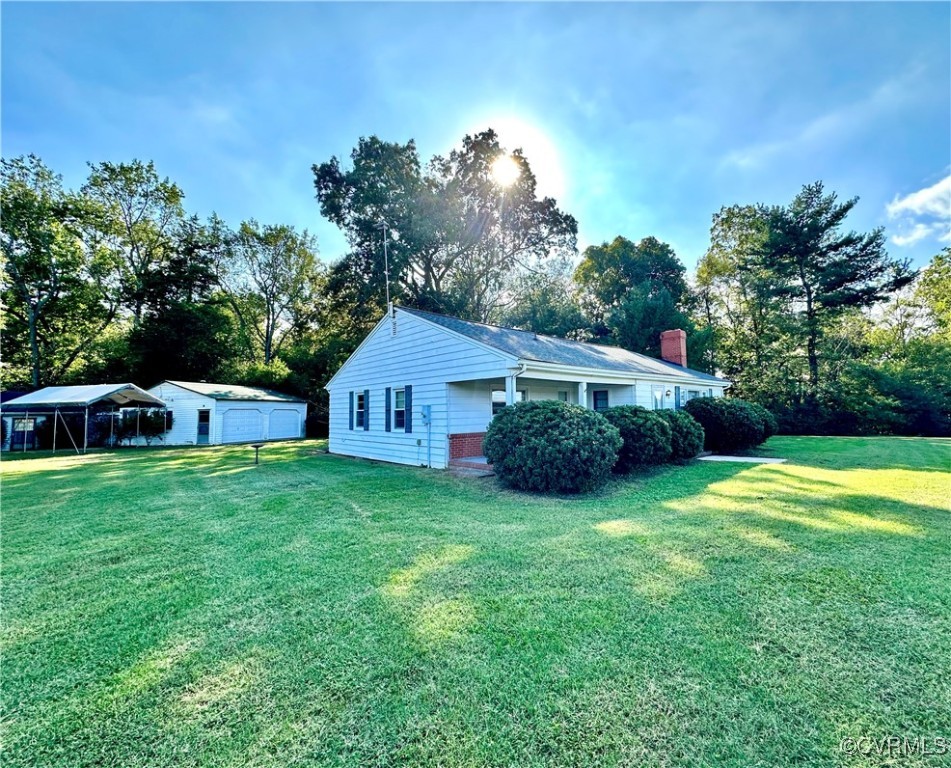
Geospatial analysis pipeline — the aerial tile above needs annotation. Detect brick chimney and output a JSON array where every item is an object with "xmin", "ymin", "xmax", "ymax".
[{"xmin": 660, "ymin": 329, "xmax": 688, "ymax": 367}]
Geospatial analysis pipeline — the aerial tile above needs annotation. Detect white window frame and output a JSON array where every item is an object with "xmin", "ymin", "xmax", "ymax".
[
  {"xmin": 492, "ymin": 389, "xmax": 526, "ymax": 416},
  {"xmin": 393, "ymin": 388, "xmax": 406, "ymax": 431},
  {"xmin": 355, "ymin": 392, "xmax": 366, "ymax": 428}
]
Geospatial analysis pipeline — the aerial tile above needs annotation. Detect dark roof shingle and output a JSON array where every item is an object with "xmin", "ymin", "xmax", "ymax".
[
  {"xmin": 400, "ymin": 307, "xmax": 729, "ymax": 385},
  {"xmin": 164, "ymin": 381, "xmax": 305, "ymax": 402}
]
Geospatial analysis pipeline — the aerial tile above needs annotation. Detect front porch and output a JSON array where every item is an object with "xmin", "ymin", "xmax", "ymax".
[{"xmin": 445, "ymin": 375, "xmax": 644, "ymax": 464}]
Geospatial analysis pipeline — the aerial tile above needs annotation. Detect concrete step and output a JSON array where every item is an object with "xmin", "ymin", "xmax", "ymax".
[{"xmin": 449, "ymin": 456, "xmax": 494, "ymax": 474}]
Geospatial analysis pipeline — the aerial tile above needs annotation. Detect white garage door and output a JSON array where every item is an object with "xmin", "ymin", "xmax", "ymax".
[
  {"xmin": 269, "ymin": 409, "xmax": 300, "ymax": 440},
  {"xmin": 221, "ymin": 409, "xmax": 263, "ymax": 443}
]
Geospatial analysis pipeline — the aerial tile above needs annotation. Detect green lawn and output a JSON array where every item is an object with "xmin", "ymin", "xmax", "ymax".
[{"xmin": 2, "ymin": 437, "xmax": 949, "ymax": 767}]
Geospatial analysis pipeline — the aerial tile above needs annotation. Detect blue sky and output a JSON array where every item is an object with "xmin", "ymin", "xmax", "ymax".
[{"xmin": 3, "ymin": 2, "xmax": 949, "ymax": 271}]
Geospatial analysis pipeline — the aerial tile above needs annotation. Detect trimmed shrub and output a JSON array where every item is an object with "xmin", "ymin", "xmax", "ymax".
[
  {"xmin": 483, "ymin": 401, "xmax": 621, "ymax": 494},
  {"xmin": 657, "ymin": 409, "xmax": 705, "ymax": 462},
  {"xmin": 731, "ymin": 399, "xmax": 768, "ymax": 446},
  {"xmin": 602, "ymin": 406, "xmax": 672, "ymax": 473},
  {"xmin": 683, "ymin": 397, "xmax": 764, "ymax": 453},
  {"xmin": 747, "ymin": 402, "xmax": 778, "ymax": 440}
]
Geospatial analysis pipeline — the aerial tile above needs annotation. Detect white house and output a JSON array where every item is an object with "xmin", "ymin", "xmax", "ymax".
[
  {"xmin": 148, "ymin": 381, "xmax": 307, "ymax": 446},
  {"xmin": 325, "ymin": 306, "xmax": 730, "ymax": 469}
]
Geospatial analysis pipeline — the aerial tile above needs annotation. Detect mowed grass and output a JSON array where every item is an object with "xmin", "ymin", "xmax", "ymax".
[{"xmin": 2, "ymin": 437, "xmax": 949, "ymax": 768}]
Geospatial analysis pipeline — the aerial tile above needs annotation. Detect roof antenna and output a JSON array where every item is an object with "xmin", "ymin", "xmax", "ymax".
[
  {"xmin": 378, "ymin": 219, "xmax": 391, "ymax": 312},
  {"xmin": 378, "ymin": 219, "xmax": 397, "ymax": 334}
]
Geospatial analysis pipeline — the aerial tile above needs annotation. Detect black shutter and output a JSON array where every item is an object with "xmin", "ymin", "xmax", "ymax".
[
  {"xmin": 349, "ymin": 391, "xmax": 354, "ymax": 430},
  {"xmin": 674, "ymin": 386, "xmax": 681, "ymax": 410},
  {"xmin": 363, "ymin": 389, "xmax": 370, "ymax": 431},
  {"xmin": 385, "ymin": 387, "xmax": 392, "ymax": 432},
  {"xmin": 708, "ymin": 388, "xmax": 714, "ymax": 398},
  {"xmin": 405, "ymin": 385, "xmax": 413, "ymax": 434}
]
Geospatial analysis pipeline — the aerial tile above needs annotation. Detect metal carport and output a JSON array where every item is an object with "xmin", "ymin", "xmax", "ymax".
[{"xmin": 1, "ymin": 384, "xmax": 166, "ymax": 454}]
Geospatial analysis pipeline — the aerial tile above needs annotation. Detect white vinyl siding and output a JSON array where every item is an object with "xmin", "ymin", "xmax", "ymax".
[
  {"xmin": 146, "ymin": 383, "xmax": 217, "ymax": 445},
  {"xmin": 143, "ymin": 382, "xmax": 306, "ymax": 445},
  {"xmin": 326, "ymin": 308, "xmax": 729, "ymax": 469},
  {"xmin": 327, "ymin": 310, "xmax": 515, "ymax": 468}
]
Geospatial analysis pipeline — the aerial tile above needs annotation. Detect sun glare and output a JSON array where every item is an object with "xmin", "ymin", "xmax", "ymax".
[
  {"xmin": 491, "ymin": 154, "xmax": 521, "ymax": 188},
  {"xmin": 467, "ymin": 115, "xmax": 568, "ymax": 201}
]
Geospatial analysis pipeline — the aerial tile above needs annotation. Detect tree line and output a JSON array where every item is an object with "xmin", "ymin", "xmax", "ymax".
[{"xmin": 3, "ymin": 129, "xmax": 948, "ymax": 435}]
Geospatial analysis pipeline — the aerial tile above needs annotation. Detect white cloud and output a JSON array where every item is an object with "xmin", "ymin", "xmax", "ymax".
[
  {"xmin": 891, "ymin": 223, "xmax": 933, "ymax": 247},
  {"xmin": 886, "ymin": 174, "xmax": 951, "ymax": 248},
  {"xmin": 886, "ymin": 174, "xmax": 951, "ymax": 218}
]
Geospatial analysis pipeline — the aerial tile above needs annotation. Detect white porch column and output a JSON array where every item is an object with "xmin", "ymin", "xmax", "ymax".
[
  {"xmin": 505, "ymin": 373, "xmax": 517, "ymax": 405},
  {"xmin": 577, "ymin": 381, "xmax": 588, "ymax": 408}
]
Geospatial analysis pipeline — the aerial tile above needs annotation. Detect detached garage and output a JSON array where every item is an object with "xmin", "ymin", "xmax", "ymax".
[{"xmin": 147, "ymin": 381, "xmax": 307, "ymax": 446}]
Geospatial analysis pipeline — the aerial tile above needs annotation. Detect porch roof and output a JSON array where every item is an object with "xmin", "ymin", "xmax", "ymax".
[{"xmin": 401, "ymin": 307, "xmax": 729, "ymax": 385}]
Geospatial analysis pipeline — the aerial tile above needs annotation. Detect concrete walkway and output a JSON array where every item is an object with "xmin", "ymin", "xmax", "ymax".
[{"xmin": 698, "ymin": 455, "xmax": 786, "ymax": 464}]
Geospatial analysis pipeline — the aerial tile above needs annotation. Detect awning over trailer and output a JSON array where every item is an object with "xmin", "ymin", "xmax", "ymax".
[{"xmin": 1, "ymin": 383, "xmax": 165, "ymax": 411}]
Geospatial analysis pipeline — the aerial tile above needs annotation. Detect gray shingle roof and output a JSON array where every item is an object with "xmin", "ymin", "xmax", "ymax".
[
  {"xmin": 400, "ymin": 307, "xmax": 729, "ymax": 385},
  {"xmin": 163, "ymin": 381, "xmax": 305, "ymax": 403}
]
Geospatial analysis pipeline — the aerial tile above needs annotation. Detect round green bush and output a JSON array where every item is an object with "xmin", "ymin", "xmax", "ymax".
[
  {"xmin": 731, "ymin": 399, "xmax": 767, "ymax": 446},
  {"xmin": 601, "ymin": 405, "xmax": 672, "ymax": 472},
  {"xmin": 682, "ymin": 397, "xmax": 764, "ymax": 453},
  {"xmin": 747, "ymin": 402, "xmax": 778, "ymax": 440},
  {"xmin": 482, "ymin": 400, "xmax": 622, "ymax": 494},
  {"xmin": 656, "ymin": 409, "xmax": 705, "ymax": 462}
]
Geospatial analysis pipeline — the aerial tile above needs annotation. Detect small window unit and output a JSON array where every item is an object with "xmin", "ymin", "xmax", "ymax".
[
  {"xmin": 355, "ymin": 392, "xmax": 366, "ymax": 428},
  {"xmin": 687, "ymin": 390, "xmax": 700, "ymax": 402},
  {"xmin": 592, "ymin": 390, "xmax": 609, "ymax": 412},
  {"xmin": 557, "ymin": 391, "xmax": 569, "ymax": 402},
  {"xmin": 393, "ymin": 388, "xmax": 406, "ymax": 430},
  {"xmin": 492, "ymin": 389, "xmax": 526, "ymax": 416}
]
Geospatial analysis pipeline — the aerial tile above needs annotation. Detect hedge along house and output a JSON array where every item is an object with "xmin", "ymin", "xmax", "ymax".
[
  {"xmin": 325, "ymin": 306, "xmax": 730, "ymax": 470},
  {"xmin": 146, "ymin": 381, "xmax": 307, "ymax": 446}
]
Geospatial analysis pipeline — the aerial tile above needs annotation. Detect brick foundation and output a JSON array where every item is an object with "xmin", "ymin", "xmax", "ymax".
[{"xmin": 449, "ymin": 432, "xmax": 487, "ymax": 459}]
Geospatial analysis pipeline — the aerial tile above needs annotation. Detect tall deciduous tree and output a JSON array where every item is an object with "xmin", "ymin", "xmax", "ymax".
[
  {"xmin": 313, "ymin": 129, "xmax": 577, "ymax": 324},
  {"xmin": 82, "ymin": 160, "xmax": 185, "ymax": 326},
  {"xmin": 219, "ymin": 220, "xmax": 322, "ymax": 365},
  {"xmin": 916, "ymin": 247, "xmax": 951, "ymax": 337},
  {"xmin": 575, "ymin": 235, "xmax": 690, "ymax": 320},
  {"xmin": 696, "ymin": 205, "xmax": 793, "ymax": 399},
  {"xmin": 428, "ymin": 130, "xmax": 578, "ymax": 320},
  {"xmin": 1, "ymin": 156, "xmax": 120, "ymax": 387},
  {"xmin": 572, "ymin": 235, "xmax": 709, "ymax": 365},
  {"xmin": 126, "ymin": 215, "xmax": 237, "ymax": 385},
  {"xmin": 500, "ymin": 261, "xmax": 587, "ymax": 339}
]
